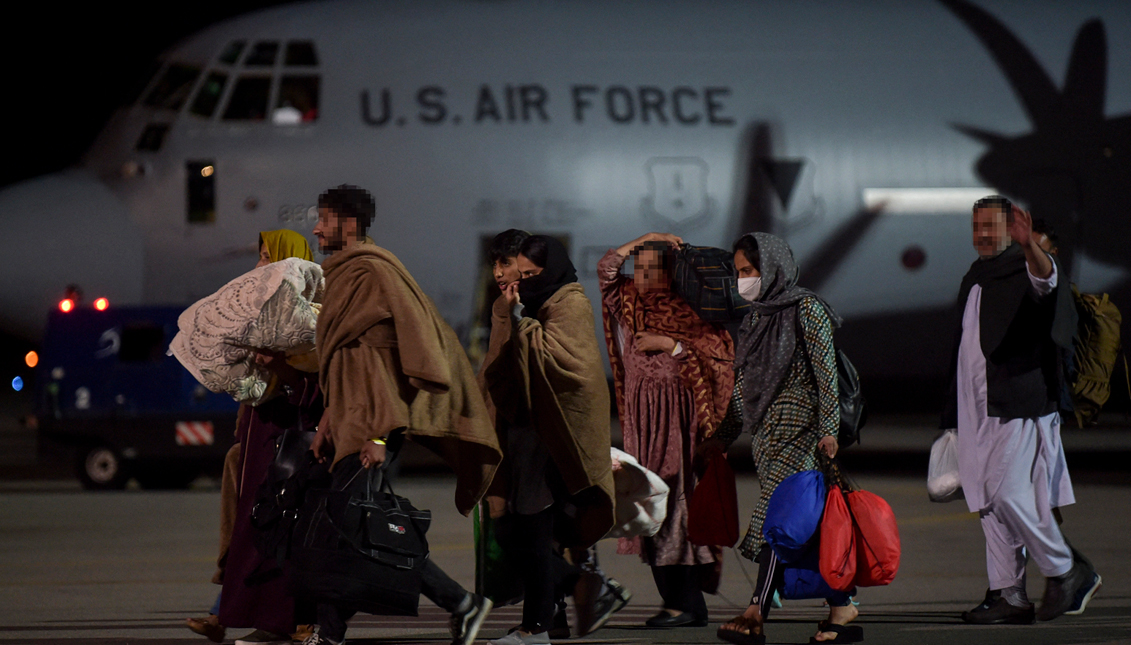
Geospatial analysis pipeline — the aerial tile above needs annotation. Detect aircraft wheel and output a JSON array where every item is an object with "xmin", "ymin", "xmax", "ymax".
[{"xmin": 76, "ymin": 445, "xmax": 129, "ymax": 490}]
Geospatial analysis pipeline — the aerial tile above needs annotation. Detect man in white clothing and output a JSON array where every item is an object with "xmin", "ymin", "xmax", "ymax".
[{"xmin": 941, "ymin": 196, "xmax": 1101, "ymax": 625}]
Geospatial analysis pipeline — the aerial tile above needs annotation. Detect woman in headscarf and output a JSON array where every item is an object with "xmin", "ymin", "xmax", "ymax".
[
  {"xmin": 711, "ymin": 233, "xmax": 859, "ymax": 645},
  {"xmin": 598, "ymin": 232, "xmax": 734, "ymax": 628},
  {"xmin": 482, "ymin": 235, "xmax": 615, "ymax": 645},
  {"xmin": 186, "ymin": 230, "xmax": 321, "ymax": 645}
]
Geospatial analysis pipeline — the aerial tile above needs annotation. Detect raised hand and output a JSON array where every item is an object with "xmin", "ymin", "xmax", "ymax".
[{"xmin": 1008, "ymin": 204, "xmax": 1034, "ymax": 247}]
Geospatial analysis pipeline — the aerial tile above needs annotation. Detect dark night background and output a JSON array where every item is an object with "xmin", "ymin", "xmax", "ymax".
[{"xmin": 1, "ymin": 1, "xmax": 290, "ymax": 191}]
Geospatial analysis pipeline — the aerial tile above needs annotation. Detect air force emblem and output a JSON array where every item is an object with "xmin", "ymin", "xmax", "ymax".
[{"xmin": 641, "ymin": 157, "xmax": 715, "ymax": 230}]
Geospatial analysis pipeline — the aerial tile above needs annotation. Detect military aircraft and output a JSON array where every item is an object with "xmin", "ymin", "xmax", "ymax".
[{"xmin": 2, "ymin": 0, "xmax": 1128, "ymax": 403}]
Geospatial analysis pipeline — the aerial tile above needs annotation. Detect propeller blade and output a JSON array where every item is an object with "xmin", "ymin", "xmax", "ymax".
[
  {"xmin": 1063, "ymin": 19, "xmax": 1107, "ymax": 121},
  {"xmin": 951, "ymin": 122, "xmax": 1010, "ymax": 146},
  {"xmin": 938, "ymin": 0, "xmax": 1063, "ymax": 129}
]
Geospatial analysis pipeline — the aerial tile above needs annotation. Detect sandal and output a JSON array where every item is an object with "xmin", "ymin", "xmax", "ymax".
[
  {"xmin": 810, "ymin": 621, "xmax": 863, "ymax": 644},
  {"xmin": 717, "ymin": 615, "xmax": 766, "ymax": 645}
]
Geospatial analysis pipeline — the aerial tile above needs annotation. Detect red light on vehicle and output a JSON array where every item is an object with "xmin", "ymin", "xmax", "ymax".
[
  {"xmin": 25, "ymin": 351, "xmax": 38, "ymax": 368},
  {"xmin": 94, "ymin": 297, "xmax": 109, "ymax": 311},
  {"xmin": 59, "ymin": 299, "xmax": 74, "ymax": 313}
]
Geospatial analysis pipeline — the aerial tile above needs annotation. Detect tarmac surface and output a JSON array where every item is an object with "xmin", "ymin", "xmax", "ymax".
[{"xmin": 2, "ymin": 467, "xmax": 1129, "ymax": 645}]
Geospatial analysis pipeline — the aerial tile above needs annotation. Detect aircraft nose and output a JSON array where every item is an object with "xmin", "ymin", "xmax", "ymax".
[{"xmin": 0, "ymin": 170, "xmax": 143, "ymax": 339}]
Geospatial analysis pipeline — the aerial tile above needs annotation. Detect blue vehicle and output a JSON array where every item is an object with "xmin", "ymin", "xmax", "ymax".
[{"xmin": 34, "ymin": 302, "xmax": 238, "ymax": 489}]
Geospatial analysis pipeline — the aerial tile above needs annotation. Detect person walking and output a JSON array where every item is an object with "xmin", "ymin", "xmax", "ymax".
[
  {"xmin": 711, "ymin": 232, "xmax": 858, "ymax": 645},
  {"xmin": 306, "ymin": 185, "xmax": 502, "ymax": 645},
  {"xmin": 481, "ymin": 235, "xmax": 616, "ymax": 645},
  {"xmin": 945, "ymin": 197, "xmax": 1101, "ymax": 625},
  {"xmin": 187, "ymin": 230, "xmax": 320, "ymax": 645},
  {"xmin": 598, "ymin": 232, "xmax": 734, "ymax": 629}
]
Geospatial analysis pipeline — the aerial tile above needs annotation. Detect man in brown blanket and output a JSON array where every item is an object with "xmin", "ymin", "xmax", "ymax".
[{"xmin": 305, "ymin": 185, "xmax": 502, "ymax": 645}]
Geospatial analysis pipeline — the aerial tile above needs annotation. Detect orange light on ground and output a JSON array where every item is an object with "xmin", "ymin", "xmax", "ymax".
[
  {"xmin": 93, "ymin": 297, "xmax": 109, "ymax": 311},
  {"xmin": 25, "ymin": 351, "xmax": 38, "ymax": 368},
  {"xmin": 59, "ymin": 299, "xmax": 74, "ymax": 313}
]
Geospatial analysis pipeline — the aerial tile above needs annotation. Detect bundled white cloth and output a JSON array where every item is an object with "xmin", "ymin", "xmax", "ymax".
[
  {"xmin": 928, "ymin": 429, "xmax": 963, "ymax": 503},
  {"xmin": 169, "ymin": 258, "xmax": 324, "ymax": 405},
  {"xmin": 607, "ymin": 447, "xmax": 670, "ymax": 538}
]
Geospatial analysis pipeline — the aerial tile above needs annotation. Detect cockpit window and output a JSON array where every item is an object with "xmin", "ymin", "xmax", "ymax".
[
  {"xmin": 245, "ymin": 42, "xmax": 279, "ymax": 67},
  {"xmin": 223, "ymin": 76, "xmax": 271, "ymax": 121},
  {"xmin": 189, "ymin": 72, "xmax": 229, "ymax": 118},
  {"xmin": 143, "ymin": 64, "xmax": 202, "ymax": 111},
  {"xmin": 284, "ymin": 41, "xmax": 318, "ymax": 66},
  {"xmin": 218, "ymin": 40, "xmax": 246, "ymax": 65},
  {"xmin": 273, "ymin": 76, "xmax": 319, "ymax": 124}
]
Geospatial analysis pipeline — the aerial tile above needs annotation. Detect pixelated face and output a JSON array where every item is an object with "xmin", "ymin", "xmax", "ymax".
[
  {"xmin": 493, "ymin": 256, "xmax": 521, "ymax": 289},
  {"xmin": 255, "ymin": 244, "xmax": 271, "ymax": 268},
  {"xmin": 313, "ymin": 206, "xmax": 354, "ymax": 254},
  {"xmin": 516, "ymin": 253, "xmax": 543, "ymax": 279},
  {"xmin": 633, "ymin": 248, "xmax": 669, "ymax": 292},
  {"xmin": 972, "ymin": 206, "xmax": 1010, "ymax": 258},
  {"xmin": 734, "ymin": 250, "xmax": 761, "ymax": 278}
]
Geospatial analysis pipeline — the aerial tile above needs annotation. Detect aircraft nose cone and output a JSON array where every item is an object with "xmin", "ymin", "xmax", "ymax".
[{"xmin": 0, "ymin": 170, "xmax": 143, "ymax": 339}]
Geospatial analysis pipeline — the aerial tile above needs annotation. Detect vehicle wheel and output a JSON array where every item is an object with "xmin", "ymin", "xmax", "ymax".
[
  {"xmin": 76, "ymin": 445, "xmax": 129, "ymax": 490},
  {"xmin": 135, "ymin": 465, "xmax": 199, "ymax": 490}
]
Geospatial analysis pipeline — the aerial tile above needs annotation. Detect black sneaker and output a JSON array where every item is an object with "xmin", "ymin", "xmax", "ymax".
[
  {"xmin": 548, "ymin": 602, "xmax": 570, "ymax": 640},
  {"xmin": 1037, "ymin": 561, "xmax": 1091, "ymax": 621},
  {"xmin": 450, "ymin": 594, "xmax": 493, "ymax": 645},
  {"xmin": 575, "ymin": 578, "xmax": 632, "ymax": 636},
  {"xmin": 961, "ymin": 591, "xmax": 1034, "ymax": 625},
  {"xmin": 1065, "ymin": 571, "xmax": 1102, "ymax": 616}
]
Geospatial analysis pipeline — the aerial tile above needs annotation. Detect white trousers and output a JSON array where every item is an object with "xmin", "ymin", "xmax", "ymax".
[{"xmin": 978, "ymin": 420, "xmax": 1073, "ymax": 590}]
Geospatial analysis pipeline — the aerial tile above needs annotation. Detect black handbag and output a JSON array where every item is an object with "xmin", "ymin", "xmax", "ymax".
[
  {"xmin": 248, "ymin": 421, "xmax": 324, "ymax": 584},
  {"xmin": 671, "ymin": 244, "xmax": 751, "ymax": 322},
  {"xmin": 289, "ymin": 463, "xmax": 432, "ymax": 616}
]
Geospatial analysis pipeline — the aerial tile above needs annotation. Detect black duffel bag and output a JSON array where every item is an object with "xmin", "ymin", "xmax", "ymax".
[
  {"xmin": 671, "ymin": 244, "xmax": 751, "ymax": 323},
  {"xmin": 289, "ymin": 461, "xmax": 432, "ymax": 616}
]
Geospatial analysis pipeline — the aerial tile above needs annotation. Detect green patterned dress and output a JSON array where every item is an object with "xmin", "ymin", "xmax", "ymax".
[{"xmin": 715, "ymin": 296, "xmax": 839, "ymax": 559}]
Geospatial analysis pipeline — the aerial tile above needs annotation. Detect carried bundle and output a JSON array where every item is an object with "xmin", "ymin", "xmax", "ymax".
[{"xmin": 168, "ymin": 257, "xmax": 324, "ymax": 405}]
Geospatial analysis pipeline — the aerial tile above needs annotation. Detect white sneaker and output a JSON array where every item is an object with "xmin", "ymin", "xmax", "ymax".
[
  {"xmin": 487, "ymin": 630, "xmax": 551, "ymax": 645},
  {"xmin": 450, "ymin": 594, "xmax": 493, "ymax": 645}
]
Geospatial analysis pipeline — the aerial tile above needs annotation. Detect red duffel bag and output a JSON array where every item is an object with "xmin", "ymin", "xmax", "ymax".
[
  {"xmin": 847, "ymin": 489, "xmax": 900, "ymax": 587},
  {"xmin": 819, "ymin": 485, "xmax": 856, "ymax": 592},
  {"xmin": 688, "ymin": 445, "xmax": 739, "ymax": 547}
]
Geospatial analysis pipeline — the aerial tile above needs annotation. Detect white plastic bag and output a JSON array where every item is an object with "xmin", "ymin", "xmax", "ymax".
[
  {"xmin": 607, "ymin": 447, "xmax": 670, "ymax": 538},
  {"xmin": 927, "ymin": 429, "xmax": 963, "ymax": 503}
]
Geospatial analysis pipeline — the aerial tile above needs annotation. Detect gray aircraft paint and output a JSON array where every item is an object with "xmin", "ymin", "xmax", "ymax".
[{"xmin": 1, "ymin": 0, "xmax": 1128, "ymax": 384}]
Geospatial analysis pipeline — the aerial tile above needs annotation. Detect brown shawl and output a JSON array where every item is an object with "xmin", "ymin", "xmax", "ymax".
[
  {"xmin": 485, "ymin": 283, "xmax": 616, "ymax": 548},
  {"xmin": 317, "ymin": 243, "xmax": 501, "ymax": 516},
  {"xmin": 602, "ymin": 269, "xmax": 735, "ymax": 440}
]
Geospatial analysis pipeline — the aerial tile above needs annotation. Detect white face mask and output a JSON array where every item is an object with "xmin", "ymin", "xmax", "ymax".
[{"xmin": 738, "ymin": 276, "xmax": 762, "ymax": 302}]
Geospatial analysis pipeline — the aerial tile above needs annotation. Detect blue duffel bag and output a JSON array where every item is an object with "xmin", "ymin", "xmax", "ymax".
[
  {"xmin": 763, "ymin": 470, "xmax": 825, "ymax": 563},
  {"xmin": 781, "ymin": 549, "xmax": 839, "ymax": 600}
]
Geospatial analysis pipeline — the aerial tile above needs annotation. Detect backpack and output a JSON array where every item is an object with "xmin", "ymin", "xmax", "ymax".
[
  {"xmin": 671, "ymin": 244, "xmax": 750, "ymax": 322},
  {"xmin": 799, "ymin": 320, "xmax": 867, "ymax": 447},
  {"xmin": 1070, "ymin": 286, "xmax": 1124, "ymax": 427}
]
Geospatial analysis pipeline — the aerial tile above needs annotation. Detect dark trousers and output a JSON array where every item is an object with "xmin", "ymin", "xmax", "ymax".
[
  {"xmin": 509, "ymin": 507, "xmax": 580, "ymax": 633},
  {"xmin": 315, "ymin": 439, "xmax": 469, "ymax": 642},
  {"xmin": 651, "ymin": 564, "xmax": 709, "ymax": 619},
  {"xmin": 317, "ymin": 559, "xmax": 467, "ymax": 642},
  {"xmin": 751, "ymin": 545, "xmax": 850, "ymax": 618}
]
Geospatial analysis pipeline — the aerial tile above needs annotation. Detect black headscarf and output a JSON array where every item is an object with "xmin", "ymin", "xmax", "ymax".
[
  {"xmin": 734, "ymin": 232, "xmax": 841, "ymax": 434},
  {"xmin": 518, "ymin": 235, "xmax": 578, "ymax": 318}
]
